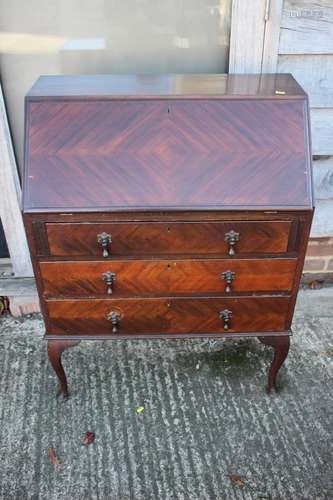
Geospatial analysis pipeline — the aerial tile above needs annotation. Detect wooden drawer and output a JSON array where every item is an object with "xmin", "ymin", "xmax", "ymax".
[
  {"xmin": 46, "ymin": 296, "xmax": 289, "ymax": 335},
  {"xmin": 44, "ymin": 220, "xmax": 292, "ymax": 257},
  {"xmin": 40, "ymin": 258, "xmax": 297, "ymax": 298}
]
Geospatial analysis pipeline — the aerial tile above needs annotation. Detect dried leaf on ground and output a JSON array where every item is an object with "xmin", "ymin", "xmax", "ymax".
[
  {"xmin": 48, "ymin": 447, "xmax": 63, "ymax": 467},
  {"xmin": 82, "ymin": 432, "xmax": 95, "ymax": 445},
  {"xmin": 229, "ymin": 474, "xmax": 245, "ymax": 488},
  {"xmin": 0, "ymin": 297, "xmax": 9, "ymax": 315},
  {"xmin": 309, "ymin": 280, "xmax": 323, "ymax": 290}
]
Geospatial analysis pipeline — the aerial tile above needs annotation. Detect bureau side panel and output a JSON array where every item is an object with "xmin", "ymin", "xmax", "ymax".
[{"xmin": 285, "ymin": 211, "xmax": 314, "ymax": 327}]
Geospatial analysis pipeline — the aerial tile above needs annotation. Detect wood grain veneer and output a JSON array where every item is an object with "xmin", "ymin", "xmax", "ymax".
[
  {"xmin": 23, "ymin": 99, "xmax": 312, "ymax": 212},
  {"xmin": 45, "ymin": 220, "xmax": 292, "ymax": 257},
  {"xmin": 46, "ymin": 296, "xmax": 290, "ymax": 335},
  {"xmin": 40, "ymin": 258, "xmax": 297, "ymax": 298}
]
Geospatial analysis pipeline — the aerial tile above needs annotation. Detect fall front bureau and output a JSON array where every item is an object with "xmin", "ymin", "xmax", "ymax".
[{"xmin": 22, "ymin": 74, "xmax": 314, "ymax": 398}]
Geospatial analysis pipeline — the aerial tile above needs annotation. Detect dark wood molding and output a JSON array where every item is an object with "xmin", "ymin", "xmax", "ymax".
[{"xmin": 45, "ymin": 331, "xmax": 292, "ymax": 341}]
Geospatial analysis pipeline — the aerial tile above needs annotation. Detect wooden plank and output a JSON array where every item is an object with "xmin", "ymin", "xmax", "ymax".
[
  {"xmin": 280, "ymin": 0, "xmax": 333, "ymax": 54},
  {"xmin": 262, "ymin": 0, "xmax": 284, "ymax": 72},
  {"xmin": 9, "ymin": 295, "xmax": 40, "ymax": 317},
  {"xmin": 0, "ymin": 257, "xmax": 12, "ymax": 277},
  {"xmin": 311, "ymin": 108, "xmax": 333, "ymax": 156},
  {"xmin": 0, "ymin": 271, "xmax": 39, "ymax": 316},
  {"xmin": 0, "ymin": 82, "xmax": 33, "ymax": 277},
  {"xmin": 278, "ymin": 55, "xmax": 333, "ymax": 108},
  {"xmin": 0, "ymin": 277, "xmax": 37, "ymax": 296},
  {"xmin": 313, "ymin": 156, "xmax": 333, "ymax": 200},
  {"xmin": 229, "ymin": 0, "xmax": 266, "ymax": 73},
  {"xmin": 230, "ymin": 0, "xmax": 283, "ymax": 74}
]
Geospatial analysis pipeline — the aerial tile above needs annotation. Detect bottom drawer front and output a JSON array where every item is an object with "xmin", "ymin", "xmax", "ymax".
[{"xmin": 46, "ymin": 297, "xmax": 289, "ymax": 335}]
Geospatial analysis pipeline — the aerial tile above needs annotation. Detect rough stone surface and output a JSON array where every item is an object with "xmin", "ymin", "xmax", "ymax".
[{"xmin": 0, "ymin": 289, "xmax": 332, "ymax": 500}]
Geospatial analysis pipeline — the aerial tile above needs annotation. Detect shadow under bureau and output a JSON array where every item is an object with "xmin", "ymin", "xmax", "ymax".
[{"xmin": 22, "ymin": 74, "xmax": 314, "ymax": 398}]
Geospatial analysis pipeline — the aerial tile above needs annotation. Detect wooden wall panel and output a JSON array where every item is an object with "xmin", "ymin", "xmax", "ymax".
[
  {"xmin": 312, "ymin": 157, "xmax": 333, "ymax": 200},
  {"xmin": 278, "ymin": 55, "xmax": 333, "ymax": 108},
  {"xmin": 278, "ymin": 1, "xmax": 333, "ymax": 238},
  {"xmin": 261, "ymin": 0, "xmax": 284, "ymax": 72},
  {"xmin": 229, "ymin": 0, "xmax": 266, "ymax": 73},
  {"xmin": 311, "ymin": 109, "xmax": 333, "ymax": 156},
  {"xmin": 0, "ymin": 83, "xmax": 32, "ymax": 277},
  {"xmin": 280, "ymin": 0, "xmax": 333, "ymax": 54},
  {"xmin": 229, "ymin": 0, "xmax": 283, "ymax": 74}
]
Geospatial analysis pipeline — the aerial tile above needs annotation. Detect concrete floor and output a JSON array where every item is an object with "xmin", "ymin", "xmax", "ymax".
[{"xmin": 0, "ymin": 289, "xmax": 332, "ymax": 500}]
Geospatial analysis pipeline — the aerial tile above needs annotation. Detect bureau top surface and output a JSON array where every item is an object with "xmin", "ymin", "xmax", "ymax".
[
  {"xmin": 23, "ymin": 74, "xmax": 313, "ymax": 213},
  {"xmin": 27, "ymin": 73, "xmax": 306, "ymax": 99}
]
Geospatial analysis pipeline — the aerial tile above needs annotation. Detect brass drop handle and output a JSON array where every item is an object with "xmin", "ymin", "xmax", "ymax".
[
  {"xmin": 219, "ymin": 309, "xmax": 232, "ymax": 330},
  {"xmin": 224, "ymin": 230, "xmax": 239, "ymax": 256},
  {"xmin": 97, "ymin": 232, "xmax": 112, "ymax": 257},
  {"xmin": 102, "ymin": 271, "xmax": 116, "ymax": 295},
  {"xmin": 222, "ymin": 270, "xmax": 235, "ymax": 293},
  {"xmin": 106, "ymin": 311, "xmax": 121, "ymax": 333}
]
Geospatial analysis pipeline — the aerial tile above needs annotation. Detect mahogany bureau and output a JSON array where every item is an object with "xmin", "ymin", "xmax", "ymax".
[{"xmin": 22, "ymin": 74, "xmax": 314, "ymax": 398}]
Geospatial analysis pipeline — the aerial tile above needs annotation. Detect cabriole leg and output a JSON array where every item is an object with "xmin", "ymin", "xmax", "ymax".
[
  {"xmin": 258, "ymin": 336, "xmax": 290, "ymax": 393},
  {"xmin": 47, "ymin": 340, "xmax": 80, "ymax": 399}
]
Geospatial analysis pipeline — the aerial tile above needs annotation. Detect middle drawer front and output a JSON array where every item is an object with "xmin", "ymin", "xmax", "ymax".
[
  {"xmin": 46, "ymin": 296, "xmax": 290, "ymax": 335},
  {"xmin": 40, "ymin": 258, "xmax": 297, "ymax": 297}
]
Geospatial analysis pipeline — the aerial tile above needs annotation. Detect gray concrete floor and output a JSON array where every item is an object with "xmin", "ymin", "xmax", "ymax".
[{"xmin": 0, "ymin": 289, "xmax": 332, "ymax": 500}]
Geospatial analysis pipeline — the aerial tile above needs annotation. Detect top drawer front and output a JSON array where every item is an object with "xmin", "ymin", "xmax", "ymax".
[{"xmin": 45, "ymin": 221, "xmax": 291, "ymax": 257}]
